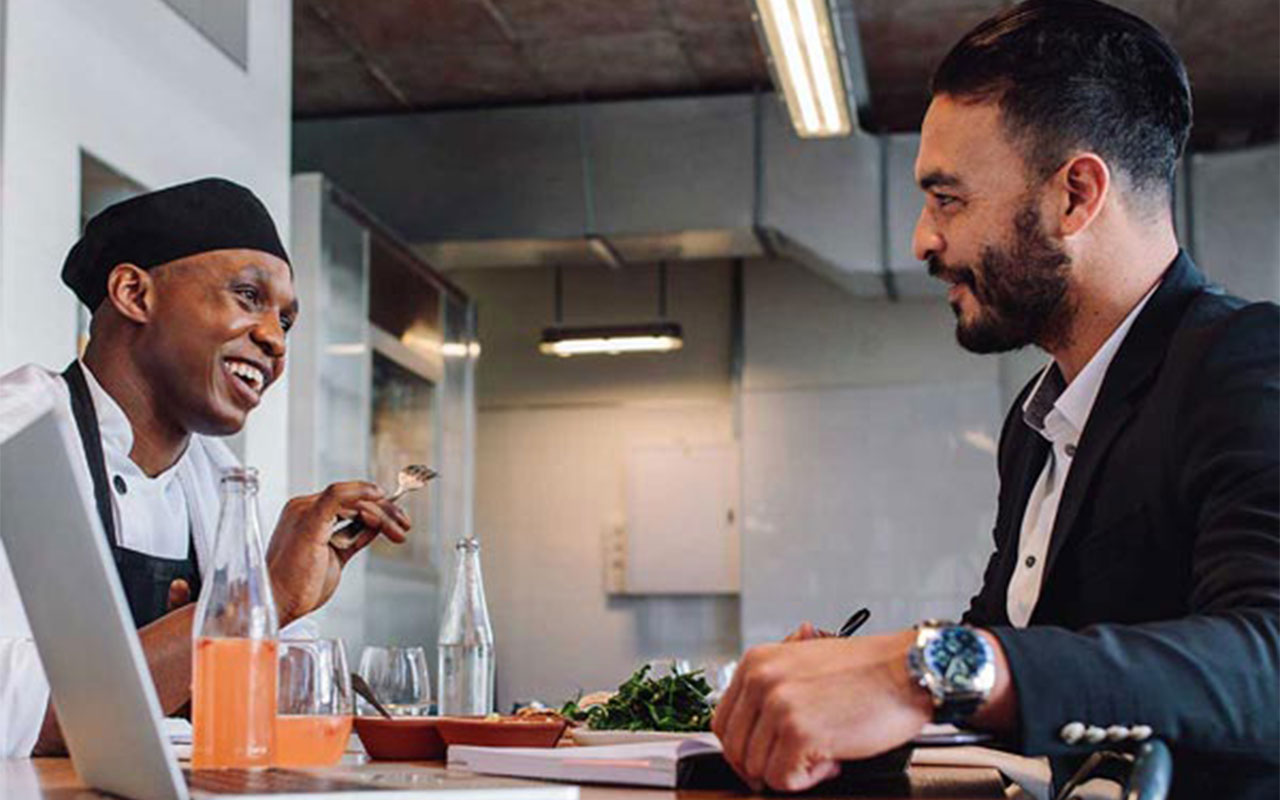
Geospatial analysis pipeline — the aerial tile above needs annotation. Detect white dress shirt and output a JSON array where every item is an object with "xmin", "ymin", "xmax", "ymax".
[
  {"xmin": 0, "ymin": 363, "xmax": 237, "ymax": 755},
  {"xmin": 1007, "ymin": 285, "xmax": 1160, "ymax": 628}
]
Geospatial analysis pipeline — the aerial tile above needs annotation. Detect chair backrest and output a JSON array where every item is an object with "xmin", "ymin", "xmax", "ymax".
[
  {"xmin": 1054, "ymin": 739, "xmax": 1172, "ymax": 800},
  {"xmin": 1123, "ymin": 740, "xmax": 1172, "ymax": 800}
]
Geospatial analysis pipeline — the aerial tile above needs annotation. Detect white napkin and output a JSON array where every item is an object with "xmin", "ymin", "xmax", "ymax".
[{"xmin": 163, "ymin": 717, "xmax": 192, "ymax": 761}]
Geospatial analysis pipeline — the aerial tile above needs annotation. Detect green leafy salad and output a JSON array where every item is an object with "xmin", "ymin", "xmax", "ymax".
[{"xmin": 561, "ymin": 664, "xmax": 714, "ymax": 732}]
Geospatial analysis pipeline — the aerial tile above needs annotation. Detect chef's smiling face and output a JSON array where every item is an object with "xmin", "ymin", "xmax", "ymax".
[
  {"xmin": 137, "ymin": 248, "xmax": 296, "ymax": 436},
  {"xmin": 912, "ymin": 95, "xmax": 1075, "ymax": 354}
]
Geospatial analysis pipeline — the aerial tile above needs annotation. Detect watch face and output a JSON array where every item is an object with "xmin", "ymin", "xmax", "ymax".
[{"xmin": 923, "ymin": 628, "xmax": 988, "ymax": 691}]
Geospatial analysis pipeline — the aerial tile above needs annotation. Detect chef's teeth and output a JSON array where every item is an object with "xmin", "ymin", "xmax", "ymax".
[{"xmin": 227, "ymin": 361, "xmax": 265, "ymax": 391}]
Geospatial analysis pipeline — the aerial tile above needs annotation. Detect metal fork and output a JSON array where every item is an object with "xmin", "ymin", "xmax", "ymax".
[{"xmin": 329, "ymin": 464, "xmax": 436, "ymax": 550}]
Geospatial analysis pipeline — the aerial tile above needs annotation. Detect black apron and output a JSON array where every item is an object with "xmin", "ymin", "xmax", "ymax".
[{"xmin": 61, "ymin": 363, "xmax": 201, "ymax": 628}]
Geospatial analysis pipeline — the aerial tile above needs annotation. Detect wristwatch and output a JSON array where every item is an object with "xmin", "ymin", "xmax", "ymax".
[{"xmin": 906, "ymin": 620, "xmax": 996, "ymax": 724}]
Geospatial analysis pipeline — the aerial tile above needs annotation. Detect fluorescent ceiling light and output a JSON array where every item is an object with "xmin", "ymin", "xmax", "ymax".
[
  {"xmin": 539, "ymin": 323, "xmax": 684, "ymax": 358},
  {"xmin": 754, "ymin": 0, "xmax": 852, "ymax": 137}
]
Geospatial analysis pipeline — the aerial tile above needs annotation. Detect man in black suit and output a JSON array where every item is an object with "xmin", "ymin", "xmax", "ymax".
[{"xmin": 713, "ymin": 1, "xmax": 1278, "ymax": 798}]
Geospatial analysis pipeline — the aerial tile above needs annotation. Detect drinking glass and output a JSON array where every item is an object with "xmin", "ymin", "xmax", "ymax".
[
  {"xmin": 275, "ymin": 638, "xmax": 353, "ymax": 767},
  {"xmin": 698, "ymin": 658, "xmax": 738, "ymax": 703},
  {"xmin": 644, "ymin": 658, "xmax": 694, "ymax": 679},
  {"xmin": 357, "ymin": 645, "xmax": 431, "ymax": 717}
]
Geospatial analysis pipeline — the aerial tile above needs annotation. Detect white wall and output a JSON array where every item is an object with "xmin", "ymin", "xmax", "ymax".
[
  {"xmin": 0, "ymin": 0, "xmax": 293, "ymax": 516},
  {"xmin": 449, "ymin": 262, "xmax": 740, "ymax": 710},
  {"xmin": 1191, "ymin": 144, "xmax": 1280, "ymax": 303}
]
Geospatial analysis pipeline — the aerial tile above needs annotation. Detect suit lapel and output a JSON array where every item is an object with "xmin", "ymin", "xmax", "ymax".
[
  {"xmin": 1041, "ymin": 251, "xmax": 1209, "ymax": 578},
  {"xmin": 980, "ymin": 374, "xmax": 1051, "ymax": 624}
]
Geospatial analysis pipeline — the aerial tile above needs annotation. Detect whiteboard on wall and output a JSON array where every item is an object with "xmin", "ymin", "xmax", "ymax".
[{"xmin": 624, "ymin": 443, "xmax": 740, "ymax": 594}]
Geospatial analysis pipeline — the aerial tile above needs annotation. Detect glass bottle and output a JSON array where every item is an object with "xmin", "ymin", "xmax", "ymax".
[
  {"xmin": 191, "ymin": 467, "xmax": 279, "ymax": 769},
  {"xmin": 437, "ymin": 537, "xmax": 495, "ymax": 715}
]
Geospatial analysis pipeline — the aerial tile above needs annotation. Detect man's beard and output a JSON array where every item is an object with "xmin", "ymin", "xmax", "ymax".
[{"xmin": 928, "ymin": 204, "xmax": 1074, "ymax": 354}]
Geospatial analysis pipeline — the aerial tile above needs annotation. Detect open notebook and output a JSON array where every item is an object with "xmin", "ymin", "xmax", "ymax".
[{"xmin": 447, "ymin": 736, "xmax": 912, "ymax": 791}]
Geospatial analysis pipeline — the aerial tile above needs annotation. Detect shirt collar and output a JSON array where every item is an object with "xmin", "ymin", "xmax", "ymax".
[
  {"xmin": 1022, "ymin": 280, "xmax": 1162, "ymax": 438},
  {"xmin": 1021, "ymin": 363, "xmax": 1065, "ymax": 434},
  {"xmin": 77, "ymin": 361, "xmax": 191, "ymax": 478}
]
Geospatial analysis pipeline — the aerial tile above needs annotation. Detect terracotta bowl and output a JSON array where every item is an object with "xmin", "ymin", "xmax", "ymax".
[
  {"xmin": 353, "ymin": 716, "xmax": 447, "ymax": 760},
  {"xmin": 435, "ymin": 716, "xmax": 568, "ymax": 748}
]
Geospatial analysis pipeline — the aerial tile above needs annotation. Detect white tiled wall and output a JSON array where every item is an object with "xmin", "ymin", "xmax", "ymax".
[{"xmin": 741, "ymin": 382, "xmax": 1000, "ymax": 643}]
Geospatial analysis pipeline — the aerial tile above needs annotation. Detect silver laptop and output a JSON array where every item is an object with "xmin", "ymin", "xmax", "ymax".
[{"xmin": 0, "ymin": 408, "xmax": 574, "ymax": 800}]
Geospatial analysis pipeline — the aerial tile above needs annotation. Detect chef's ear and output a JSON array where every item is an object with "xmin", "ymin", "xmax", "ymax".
[{"xmin": 103, "ymin": 263, "xmax": 155, "ymax": 324}]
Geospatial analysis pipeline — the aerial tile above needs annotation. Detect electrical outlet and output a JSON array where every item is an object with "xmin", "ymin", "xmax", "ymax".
[{"xmin": 603, "ymin": 516, "xmax": 627, "ymax": 594}]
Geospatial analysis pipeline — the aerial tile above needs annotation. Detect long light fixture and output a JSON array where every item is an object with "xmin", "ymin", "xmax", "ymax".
[
  {"xmin": 539, "ymin": 322, "xmax": 684, "ymax": 357},
  {"xmin": 753, "ymin": 0, "xmax": 852, "ymax": 137},
  {"xmin": 538, "ymin": 263, "xmax": 685, "ymax": 358}
]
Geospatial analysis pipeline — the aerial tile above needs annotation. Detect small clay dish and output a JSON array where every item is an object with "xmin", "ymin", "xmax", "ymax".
[
  {"xmin": 435, "ymin": 716, "xmax": 568, "ymax": 748},
  {"xmin": 353, "ymin": 716, "xmax": 446, "ymax": 760}
]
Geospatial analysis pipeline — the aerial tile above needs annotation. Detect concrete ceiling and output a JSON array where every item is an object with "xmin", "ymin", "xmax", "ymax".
[{"xmin": 294, "ymin": 0, "xmax": 1279, "ymax": 149}]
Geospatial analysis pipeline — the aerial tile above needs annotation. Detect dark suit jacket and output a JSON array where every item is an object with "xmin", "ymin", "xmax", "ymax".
[{"xmin": 961, "ymin": 252, "xmax": 1279, "ymax": 799}]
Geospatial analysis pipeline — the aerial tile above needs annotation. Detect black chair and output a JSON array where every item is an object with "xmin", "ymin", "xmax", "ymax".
[{"xmin": 1053, "ymin": 740, "xmax": 1173, "ymax": 800}]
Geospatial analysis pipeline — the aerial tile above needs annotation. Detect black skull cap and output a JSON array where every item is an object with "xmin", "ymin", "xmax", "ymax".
[{"xmin": 61, "ymin": 177, "xmax": 290, "ymax": 310}]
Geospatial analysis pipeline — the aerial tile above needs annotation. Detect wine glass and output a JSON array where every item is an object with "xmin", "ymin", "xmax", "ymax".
[
  {"xmin": 357, "ymin": 645, "xmax": 431, "ymax": 717},
  {"xmin": 275, "ymin": 639, "xmax": 353, "ymax": 766}
]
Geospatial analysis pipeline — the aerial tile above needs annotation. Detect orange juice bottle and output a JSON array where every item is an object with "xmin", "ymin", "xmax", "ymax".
[{"xmin": 191, "ymin": 467, "xmax": 279, "ymax": 769}]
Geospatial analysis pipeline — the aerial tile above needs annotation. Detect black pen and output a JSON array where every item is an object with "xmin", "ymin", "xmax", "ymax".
[{"xmin": 836, "ymin": 607, "xmax": 871, "ymax": 637}]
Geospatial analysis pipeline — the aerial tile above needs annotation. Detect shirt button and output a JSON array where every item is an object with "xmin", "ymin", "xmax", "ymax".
[
  {"xmin": 112, "ymin": 475, "xmax": 127, "ymax": 495},
  {"xmin": 1064, "ymin": 443, "xmax": 1077, "ymax": 457},
  {"xmin": 1025, "ymin": 555, "xmax": 1037, "ymax": 568}
]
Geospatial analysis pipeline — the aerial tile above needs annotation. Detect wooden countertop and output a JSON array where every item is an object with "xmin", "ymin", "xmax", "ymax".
[{"xmin": 5, "ymin": 757, "xmax": 1006, "ymax": 799}]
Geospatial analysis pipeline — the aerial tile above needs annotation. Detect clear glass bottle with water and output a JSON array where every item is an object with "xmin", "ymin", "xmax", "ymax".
[
  {"xmin": 191, "ymin": 467, "xmax": 279, "ymax": 768},
  {"xmin": 437, "ymin": 537, "xmax": 494, "ymax": 715}
]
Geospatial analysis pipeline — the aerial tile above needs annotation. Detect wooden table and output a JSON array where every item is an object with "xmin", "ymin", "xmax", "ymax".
[{"xmin": 5, "ymin": 757, "xmax": 1006, "ymax": 799}]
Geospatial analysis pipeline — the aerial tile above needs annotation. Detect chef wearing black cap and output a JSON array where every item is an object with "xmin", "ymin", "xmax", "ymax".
[{"xmin": 0, "ymin": 178, "xmax": 410, "ymax": 756}]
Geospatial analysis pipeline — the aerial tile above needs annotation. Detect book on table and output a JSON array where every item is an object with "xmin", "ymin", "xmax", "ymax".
[{"xmin": 447, "ymin": 735, "xmax": 912, "ymax": 791}]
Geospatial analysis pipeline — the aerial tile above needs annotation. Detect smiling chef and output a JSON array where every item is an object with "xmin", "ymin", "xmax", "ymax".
[{"xmin": 0, "ymin": 178, "xmax": 410, "ymax": 757}]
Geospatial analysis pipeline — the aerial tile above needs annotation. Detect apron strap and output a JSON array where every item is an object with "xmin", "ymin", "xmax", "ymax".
[{"xmin": 61, "ymin": 362, "xmax": 118, "ymax": 548}]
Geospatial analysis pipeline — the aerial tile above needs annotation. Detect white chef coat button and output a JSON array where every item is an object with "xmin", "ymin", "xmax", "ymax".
[
  {"xmin": 1084, "ymin": 725, "xmax": 1107, "ymax": 744},
  {"xmin": 113, "ymin": 475, "xmax": 128, "ymax": 495},
  {"xmin": 1130, "ymin": 725, "xmax": 1153, "ymax": 741},
  {"xmin": 1105, "ymin": 725, "xmax": 1129, "ymax": 741},
  {"xmin": 1060, "ymin": 721, "xmax": 1086, "ymax": 744},
  {"xmin": 1025, "ymin": 555, "xmax": 1037, "ymax": 568},
  {"xmin": 1064, "ymin": 443, "xmax": 1077, "ymax": 457}
]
